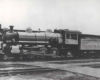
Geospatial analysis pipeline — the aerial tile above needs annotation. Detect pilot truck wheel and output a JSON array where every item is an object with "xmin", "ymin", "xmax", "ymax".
[
  {"xmin": 2, "ymin": 54, "xmax": 9, "ymax": 60},
  {"xmin": 50, "ymin": 47, "xmax": 59, "ymax": 58}
]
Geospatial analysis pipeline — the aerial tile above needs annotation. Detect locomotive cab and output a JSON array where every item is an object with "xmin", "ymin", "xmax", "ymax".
[
  {"xmin": 54, "ymin": 29, "xmax": 82, "ymax": 57},
  {"xmin": 65, "ymin": 30, "xmax": 82, "ymax": 45},
  {"xmin": 54, "ymin": 29, "xmax": 82, "ymax": 45}
]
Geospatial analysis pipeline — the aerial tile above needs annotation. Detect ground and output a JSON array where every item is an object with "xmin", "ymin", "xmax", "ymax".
[
  {"xmin": 0, "ymin": 59, "xmax": 100, "ymax": 80},
  {"xmin": 0, "ymin": 70, "xmax": 99, "ymax": 80}
]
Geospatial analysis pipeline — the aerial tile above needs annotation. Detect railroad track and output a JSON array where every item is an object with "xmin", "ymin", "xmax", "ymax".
[
  {"xmin": 0, "ymin": 68, "xmax": 60, "ymax": 76},
  {"xmin": 1, "ymin": 56, "xmax": 100, "ymax": 63}
]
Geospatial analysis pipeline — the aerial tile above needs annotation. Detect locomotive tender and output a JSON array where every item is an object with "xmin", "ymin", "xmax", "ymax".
[{"xmin": 1, "ymin": 25, "xmax": 100, "ymax": 60}]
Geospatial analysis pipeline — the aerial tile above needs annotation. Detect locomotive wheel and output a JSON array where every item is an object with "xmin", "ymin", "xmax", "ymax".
[
  {"xmin": 2, "ymin": 54, "xmax": 8, "ymax": 60},
  {"xmin": 65, "ymin": 51, "xmax": 73, "ymax": 58},
  {"xmin": 50, "ymin": 47, "xmax": 59, "ymax": 58},
  {"xmin": 40, "ymin": 47, "xmax": 48, "ymax": 55},
  {"xmin": 19, "ymin": 55, "xmax": 23, "ymax": 60},
  {"xmin": 28, "ymin": 55, "xmax": 34, "ymax": 59}
]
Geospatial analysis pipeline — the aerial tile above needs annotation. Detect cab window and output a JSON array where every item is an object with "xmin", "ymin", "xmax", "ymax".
[
  {"xmin": 71, "ymin": 34, "xmax": 77, "ymax": 40},
  {"xmin": 66, "ymin": 33, "xmax": 78, "ymax": 40},
  {"xmin": 66, "ymin": 34, "xmax": 70, "ymax": 39}
]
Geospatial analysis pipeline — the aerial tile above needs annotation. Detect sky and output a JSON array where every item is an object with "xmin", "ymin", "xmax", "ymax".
[{"xmin": 0, "ymin": 0, "xmax": 100, "ymax": 35}]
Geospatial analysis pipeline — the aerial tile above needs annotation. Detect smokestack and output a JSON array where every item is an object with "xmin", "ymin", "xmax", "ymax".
[{"xmin": 9, "ymin": 25, "xmax": 14, "ymax": 31}]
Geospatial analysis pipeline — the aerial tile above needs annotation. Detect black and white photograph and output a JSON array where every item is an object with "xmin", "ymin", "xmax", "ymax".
[{"xmin": 0, "ymin": 0, "xmax": 100, "ymax": 80}]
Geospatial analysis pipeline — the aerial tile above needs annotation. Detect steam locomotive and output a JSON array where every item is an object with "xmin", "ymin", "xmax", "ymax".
[{"xmin": 1, "ymin": 25, "xmax": 100, "ymax": 60}]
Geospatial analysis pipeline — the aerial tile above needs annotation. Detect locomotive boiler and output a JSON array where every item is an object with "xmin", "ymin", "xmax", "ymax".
[{"xmin": 3, "ymin": 28, "xmax": 63, "ymax": 45}]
